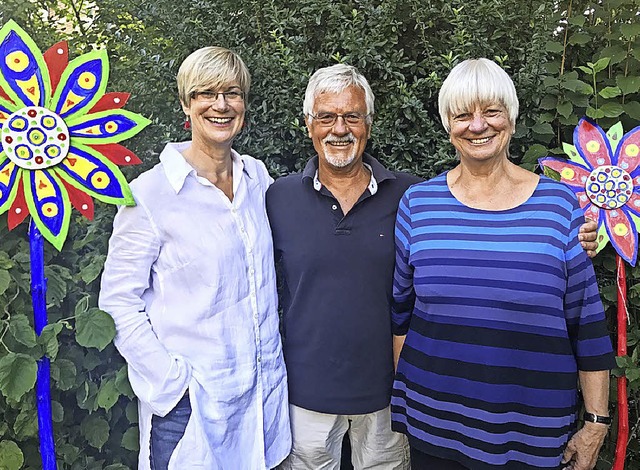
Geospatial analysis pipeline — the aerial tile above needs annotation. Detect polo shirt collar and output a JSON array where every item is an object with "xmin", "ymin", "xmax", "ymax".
[
  {"xmin": 160, "ymin": 141, "xmax": 253, "ymax": 194},
  {"xmin": 302, "ymin": 153, "xmax": 396, "ymax": 196}
]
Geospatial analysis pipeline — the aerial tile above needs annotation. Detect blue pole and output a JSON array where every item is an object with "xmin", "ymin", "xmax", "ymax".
[{"xmin": 29, "ymin": 219, "xmax": 57, "ymax": 470}]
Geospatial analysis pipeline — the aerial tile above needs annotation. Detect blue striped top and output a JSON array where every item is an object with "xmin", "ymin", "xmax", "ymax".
[{"xmin": 391, "ymin": 173, "xmax": 615, "ymax": 469}]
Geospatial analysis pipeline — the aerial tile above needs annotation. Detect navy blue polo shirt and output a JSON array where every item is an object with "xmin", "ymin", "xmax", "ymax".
[{"xmin": 266, "ymin": 154, "xmax": 422, "ymax": 415}]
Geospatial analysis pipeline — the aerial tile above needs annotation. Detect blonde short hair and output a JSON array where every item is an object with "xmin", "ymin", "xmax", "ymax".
[
  {"xmin": 438, "ymin": 58, "xmax": 519, "ymax": 132},
  {"xmin": 303, "ymin": 64, "xmax": 374, "ymax": 123},
  {"xmin": 177, "ymin": 46, "xmax": 250, "ymax": 106}
]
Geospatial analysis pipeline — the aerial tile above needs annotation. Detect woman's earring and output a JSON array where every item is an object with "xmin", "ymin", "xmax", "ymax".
[{"xmin": 183, "ymin": 116, "xmax": 191, "ymax": 130}]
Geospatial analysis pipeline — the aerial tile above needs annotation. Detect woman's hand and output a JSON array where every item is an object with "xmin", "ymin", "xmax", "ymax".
[
  {"xmin": 579, "ymin": 218, "xmax": 598, "ymax": 258},
  {"xmin": 561, "ymin": 421, "xmax": 608, "ymax": 469}
]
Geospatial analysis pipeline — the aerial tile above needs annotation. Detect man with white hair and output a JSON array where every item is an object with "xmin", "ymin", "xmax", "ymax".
[
  {"xmin": 267, "ymin": 64, "xmax": 416, "ymax": 468},
  {"xmin": 266, "ymin": 64, "xmax": 598, "ymax": 469}
]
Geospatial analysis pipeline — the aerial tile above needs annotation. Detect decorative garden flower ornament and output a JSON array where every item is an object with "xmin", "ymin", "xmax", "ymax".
[
  {"xmin": 539, "ymin": 117, "xmax": 638, "ymax": 470},
  {"xmin": 0, "ymin": 19, "xmax": 149, "ymax": 249},
  {"xmin": 0, "ymin": 20, "xmax": 149, "ymax": 470},
  {"xmin": 539, "ymin": 116, "xmax": 640, "ymax": 266}
]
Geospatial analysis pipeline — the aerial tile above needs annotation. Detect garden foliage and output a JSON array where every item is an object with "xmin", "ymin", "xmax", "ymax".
[{"xmin": 0, "ymin": 0, "xmax": 637, "ymax": 468}]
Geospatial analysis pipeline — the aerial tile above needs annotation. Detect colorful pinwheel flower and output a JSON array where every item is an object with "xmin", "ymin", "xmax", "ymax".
[
  {"xmin": 0, "ymin": 20, "xmax": 149, "ymax": 249},
  {"xmin": 539, "ymin": 117, "xmax": 640, "ymax": 266}
]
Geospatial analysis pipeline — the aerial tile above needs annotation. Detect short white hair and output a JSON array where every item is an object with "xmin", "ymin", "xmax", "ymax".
[
  {"xmin": 438, "ymin": 58, "xmax": 519, "ymax": 132},
  {"xmin": 177, "ymin": 46, "xmax": 250, "ymax": 107},
  {"xmin": 303, "ymin": 64, "xmax": 374, "ymax": 123}
]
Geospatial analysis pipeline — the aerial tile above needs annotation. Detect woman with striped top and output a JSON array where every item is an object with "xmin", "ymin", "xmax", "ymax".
[{"xmin": 391, "ymin": 58, "xmax": 615, "ymax": 470}]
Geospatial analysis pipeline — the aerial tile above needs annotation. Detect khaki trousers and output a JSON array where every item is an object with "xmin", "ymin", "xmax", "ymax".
[{"xmin": 279, "ymin": 404, "xmax": 410, "ymax": 470}]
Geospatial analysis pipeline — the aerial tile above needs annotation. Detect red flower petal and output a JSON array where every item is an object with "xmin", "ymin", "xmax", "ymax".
[
  {"xmin": 0, "ymin": 86, "xmax": 13, "ymax": 104},
  {"xmin": 44, "ymin": 41, "xmax": 69, "ymax": 94},
  {"xmin": 60, "ymin": 178, "xmax": 94, "ymax": 220},
  {"xmin": 626, "ymin": 192, "xmax": 640, "ymax": 217},
  {"xmin": 615, "ymin": 125, "xmax": 640, "ymax": 175},
  {"xmin": 90, "ymin": 143, "xmax": 142, "ymax": 165},
  {"xmin": 574, "ymin": 118, "xmax": 612, "ymax": 168},
  {"xmin": 538, "ymin": 157, "xmax": 591, "ymax": 190},
  {"xmin": 604, "ymin": 207, "xmax": 638, "ymax": 266},
  {"xmin": 88, "ymin": 92, "xmax": 130, "ymax": 113},
  {"xmin": 7, "ymin": 179, "xmax": 28, "ymax": 230}
]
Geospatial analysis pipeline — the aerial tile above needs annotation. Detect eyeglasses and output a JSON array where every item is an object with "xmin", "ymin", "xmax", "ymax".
[
  {"xmin": 192, "ymin": 90, "xmax": 245, "ymax": 103},
  {"xmin": 308, "ymin": 112, "xmax": 370, "ymax": 127}
]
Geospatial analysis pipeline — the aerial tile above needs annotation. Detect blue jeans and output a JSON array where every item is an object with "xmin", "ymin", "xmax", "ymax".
[{"xmin": 149, "ymin": 394, "xmax": 191, "ymax": 470}]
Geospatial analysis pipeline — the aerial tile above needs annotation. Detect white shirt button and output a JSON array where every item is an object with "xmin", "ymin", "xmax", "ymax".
[{"xmin": 332, "ymin": 204, "xmax": 338, "ymax": 210}]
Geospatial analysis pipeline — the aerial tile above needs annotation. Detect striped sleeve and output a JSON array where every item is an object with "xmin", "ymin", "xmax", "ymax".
[
  {"xmin": 392, "ymin": 190, "xmax": 415, "ymax": 335},
  {"xmin": 563, "ymin": 196, "xmax": 616, "ymax": 371}
]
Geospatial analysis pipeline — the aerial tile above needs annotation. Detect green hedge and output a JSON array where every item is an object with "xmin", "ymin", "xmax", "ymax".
[{"xmin": 0, "ymin": 0, "xmax": 637, "ymax": 468}]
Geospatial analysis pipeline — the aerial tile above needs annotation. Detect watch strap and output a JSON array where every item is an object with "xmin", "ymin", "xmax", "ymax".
[{"xmin": 583, "ymin": 412, "xmax": 612, "ymax": 425}]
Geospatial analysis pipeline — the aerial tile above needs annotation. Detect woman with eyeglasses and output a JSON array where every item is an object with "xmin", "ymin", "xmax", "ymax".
[{"xmin": 99, "ymin": 46, "xmax": 290, "ymax": 470}]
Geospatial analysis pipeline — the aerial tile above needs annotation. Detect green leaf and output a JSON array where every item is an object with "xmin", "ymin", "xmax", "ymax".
[
  {"xmin": 617, "ymin": 76, "xmax": 640, "ymax": 95},
  {"xmin": 557, "ymin": 101, "xmax": 573, "ymax": 119},
  {"xmin": 0, "ymin": 353, "xmax": 37, "ymax": 401},
  {"xmin": 602, "ymin": 284, "xmax": 618, "ymax": 303},
  {"xmin": 0, "ymin": 269, "xmax": 11, "ymax": 296},
  {"xmin": 539, "ymin": 95, "xmax": 557, "ymax": 110},
  {"xmin": 532, "ymin": 122, "xmax": 554, "ymax": 135},
  {"xmin": 125, "ymin": 400, "xmax": 138, "ymax": 424},
  {"xmin": 620, "ymin": 23, "xmax": 640, "ymax": 39},
  {"xmin": 105, "ymin": 465, "xmax": 131, "ymax": 470},
  {"xmin": 591, "ymin": 57, "xmax": 611, "ymax": 73},
  {"xmin": 97, "ymin": 377, "xmax": 120, "ymax": 411},
  {"xmin": 624, "ymin": 101, "xmax": 640, "ymax": 120},
  {"xmin": 51, "ymin": 358, "xmax": 77, "ymax": 391},
  {"xmin": 627, "ymin": 367, "xmax": 640, "ymax": 382},
  {"xmin": 600, "ymin": 102, "xmax": 625, "ymax": 118},
  {"xmin": 563, "ymin": 79, "xmax": 592, "ymax": 94},
  {"xmin": 568, "ymin": 32, "xmax": 591, "ymax": 45},
  {"xmin": 567, "ymin": 15, "xmax": 586, "ymax": 27},
  {"xmin": 38, "ymin": 323, "xmax": 64, "ymax": 360},
  {"xmin": 598, "ymin": 86, "xmax": 621, "ymax": 99},
  {"xmin": 13, "ymin": 405, "xmax": 38, "ymax": 439},
  {"xmin": 80, "ymin": 414, "xmax": 110, "ymax": 449},
  {"xmin": 522, "ymin": 144, "xmax": 548, "ymax": 164},
  {"xmin": 545, "ymin": 41, "xmax": 564, "ymax": 53},
  {"xmin": 52, "ymin": 400, "xmax": 64, "ymax": 423},
  {"xmin": 576, "ymin": 65, "xmax": 593, "ymax": 75},
  {"xmin": 0, "ymin": 252, "xmax": 13, "ymax": 270},
  {"xmin": 57, "ymin": 443, "xmax": 80, "ymax": 465},
  {"xmin": 76, "ymin": 380, "xmax": 99, "ymax": 412},
  {"xmin": 74, "ymin": 296, "xmax": 90, "ymax": 316},
  {"xmin": 80, "ymin": 254, "xmax": 106, "ymax": 284},
  {"xmin": 115, "ymin": 365, "xmax": 135, "ymax": 398},
  {"xmin": 122, "ymin": 427, "xmax": 139, "ymax": 452},
  {"xmin": 8, "ymin": 314, "xmax": 37, "ymax": 348},
  {"xmin": 45, "ymin": 265, "xmax": 72, "ymax": 307},
  {"xmin": 542, "ymin": 166, "xmax": 561, "ymax": 181},
  {"xmin": 75, "ymin": 308, "xmax": 116, "ymax": 351},
  {"xmin": 0, "ymin": 440, "xmax": 24, "ymax": 470},
  {"xmin": 586, "ymin": 106, "xmax": 606, "ymax": 119},
  {"xmin": 83, "ymin": 350, "xmax": 103, "ymax": 371}
]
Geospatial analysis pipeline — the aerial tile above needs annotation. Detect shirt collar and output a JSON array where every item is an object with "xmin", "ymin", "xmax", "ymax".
[
  {"xmin": 159, "ymin": 142, "xmax": 253, "ymax": 194},
  {"xmin": 303, "ymin": 153, "xmax": 396, "ymax": 195}
]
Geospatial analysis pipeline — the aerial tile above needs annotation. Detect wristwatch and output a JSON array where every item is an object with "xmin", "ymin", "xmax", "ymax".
[{"xmin": 583, "ymin": 412, "xmax": 612, "ymax": 425}]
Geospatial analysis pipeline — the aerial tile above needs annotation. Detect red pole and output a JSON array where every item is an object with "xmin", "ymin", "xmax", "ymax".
[{"xmin": 612, "ymin": 255, "xmax": 628, "ymax": 470}]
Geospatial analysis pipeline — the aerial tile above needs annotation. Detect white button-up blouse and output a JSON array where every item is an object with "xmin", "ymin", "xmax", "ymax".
[{"xmin": 99, "ymin": 142, "xmax": 290, "ymax": 469}]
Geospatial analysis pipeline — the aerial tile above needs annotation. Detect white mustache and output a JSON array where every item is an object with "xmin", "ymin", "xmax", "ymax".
[{"xmin": 323, "ymin": 133, "xmax": 355, "ymax": 144}]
